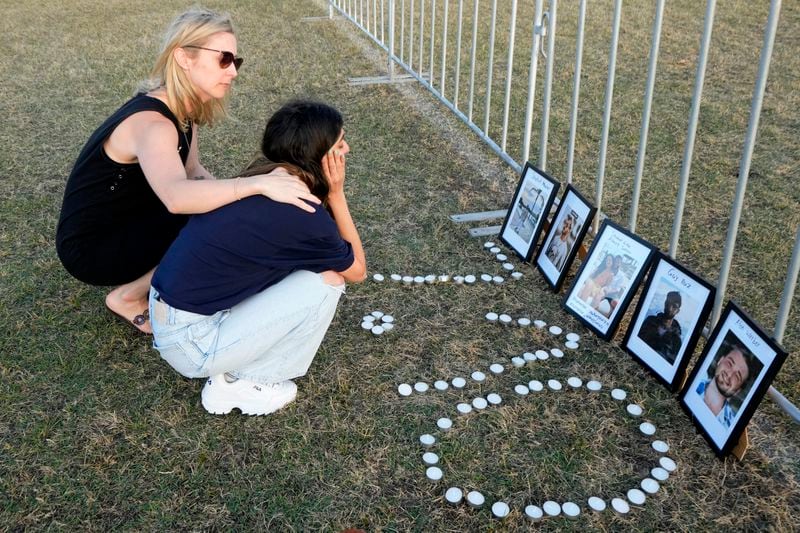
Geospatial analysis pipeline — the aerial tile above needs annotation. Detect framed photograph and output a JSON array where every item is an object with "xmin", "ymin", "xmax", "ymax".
[
  {"xmin": 534, "ymin": 184, "xmax": 596, "ymax": 291},
  {"xmin": 499, "ymin": 162, "xmax": 560, "ymax": 262},
  {"xmin": 562, "ymin": 220, "xmax": 655, "ymax": 340},
  {"xmin": 679, "ymin": 301, "xmax": 788, "ymax": 457},
  {"xmin": 621, "ymin": 253, "xmax": 716, "ymax": 392}
]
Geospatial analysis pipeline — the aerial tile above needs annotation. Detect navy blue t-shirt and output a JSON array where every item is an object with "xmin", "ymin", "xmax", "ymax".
[{"xmin": 152, "ymin": 196, "xmax": 354, "ymax": 314}]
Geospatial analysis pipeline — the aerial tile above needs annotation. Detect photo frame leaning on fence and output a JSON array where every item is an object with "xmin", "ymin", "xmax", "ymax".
[
  {"xmin": 534, "ymin": 184, "xmax": 596, "ymax": 291},
  {"xmin": 499, "ymin": 162, "xmax": 560, "ymax": 262},
  {"xmin": 679, "ymin": 301, "xmax": 787, "ymax": 458},
  {"xmin": 622, "ymin": 253, "xmax": 715, "ymax": 392},
  {"xmin": 563, "ymin": 220, "xmax": 656, "ymax": 341}
]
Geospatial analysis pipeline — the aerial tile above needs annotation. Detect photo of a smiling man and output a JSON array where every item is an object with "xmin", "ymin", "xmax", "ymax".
[
  {"xmin": 695, "ymin": 331, "xmax": 763, "ymax": 429},
  {"xmin": 680, "ymin": 302, "xmax": 787, "ymax": 457}
]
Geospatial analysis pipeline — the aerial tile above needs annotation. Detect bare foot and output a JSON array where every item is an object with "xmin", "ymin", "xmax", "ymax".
[{"xmin": 105, "ymin": 289, "xmax": 152, "ymax": 334}]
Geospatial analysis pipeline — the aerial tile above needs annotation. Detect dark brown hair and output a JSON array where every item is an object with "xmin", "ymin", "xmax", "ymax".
[{"xmin": 238, "ymin": 100, "xmax": 343, "ymax": 202}]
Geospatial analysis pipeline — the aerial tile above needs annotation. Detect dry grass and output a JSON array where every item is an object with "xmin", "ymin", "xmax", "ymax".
[{"xmin": 0, "ymin": 0, "xmax": 798, "ymax": 530}]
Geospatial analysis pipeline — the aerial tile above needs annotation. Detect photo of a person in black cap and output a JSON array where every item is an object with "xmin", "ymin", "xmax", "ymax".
[{"xmin": 637, "ymin": 291, "xmax": 683, "ymax": 364}]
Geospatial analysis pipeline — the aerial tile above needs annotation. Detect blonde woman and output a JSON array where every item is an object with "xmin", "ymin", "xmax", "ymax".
[{"xmin": 56, "ymin": 7, "xmax": 317, "ymax": 333}]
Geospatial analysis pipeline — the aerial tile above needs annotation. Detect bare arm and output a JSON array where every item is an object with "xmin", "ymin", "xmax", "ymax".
[
  {"xmin": 183, "ymin": 123, "xmax": 214, "ymax": 181},
  {"xmin": 322, "ymin": 151, "xmax": 366, "ymax": 283},
  {"xmin": 124, "ymin": 113, "xmax": 320, "ymax": 214}
]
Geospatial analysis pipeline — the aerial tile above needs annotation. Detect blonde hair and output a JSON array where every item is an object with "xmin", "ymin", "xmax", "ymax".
[{"xmin": 138, "ymin": 7, "xmax": 236, "ymax": 129}]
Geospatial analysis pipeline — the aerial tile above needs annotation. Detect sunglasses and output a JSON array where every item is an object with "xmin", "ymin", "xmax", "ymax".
[{"xmin": 184, "ymin": 45, "xmax": 243, "ymax": 71}]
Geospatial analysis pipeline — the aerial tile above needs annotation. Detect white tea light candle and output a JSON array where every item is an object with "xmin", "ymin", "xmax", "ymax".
[
  {"xmin": 422, "ymin": 452, "xmax": 439, "ymax": 465},
  {"xmin": 659, "ymin": 457, "xmax": 677, "ymax": 472},
  {"xmin": 587, "ymin": 497, "xmax": 606, "ymax": 512},
  {"xmin": 652, "ymin": 440, "xmax": 670, "ymax": 453},
  {"xmin": 611, "ymin": 498, "xmax": 630, "ymax": 515},
  {"xmin": 543, "ymin": 501, "xmax": 561, "ymax": 517},
  {"xmin": 639, "ymin": 422, "xmax": 656, "ymax": 436},
  {"xmin": 466, "ymin": 491, "xmax": 485, "ymax": 508},
  {"xmin": 567, "ymin": 377, "xmax": 583, "ymax": 389},
  {"xmin": 426, "ymin": 466, "xmax": 443, "ymax": 482},
  {"xmin": 445, "ymin": 487, "xmax": 463, "ymax": 505},
  {"xmin": 562, "ymin": 502, "xmax": 581, "ymax": 519},
  {"xmin": 491, "ymin": 501, "xmax": 510, "ymax": 519},
  {"xmin": 472, "ymin": 397, "xmax": 488, "ymax": 410},
  {"xmin": 525, "ymin": 505, "xmax": 544, "ymax": 521},
  {"xmin": 627, "ymin": 489, "xmax": 646, "ymax": 506},
  {"xmin": 650, "ymin": 467, "xmax": 669, "ymax": 481},
  {"xmin": 437, "ymin": 418, "xmax": 453, "ymax": 431},
  {"xmin": 626, "ymin": 404, "xmax": 643, "ymax": 417},
  {"xmin": 641, "ymin": 478, "xmax": 660, "ymax": 494}
]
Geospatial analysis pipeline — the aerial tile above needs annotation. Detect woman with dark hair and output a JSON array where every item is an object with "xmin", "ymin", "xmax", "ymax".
[{"xmin": 148, "ymin": 100, "xmax": 366, "ymax": 416}]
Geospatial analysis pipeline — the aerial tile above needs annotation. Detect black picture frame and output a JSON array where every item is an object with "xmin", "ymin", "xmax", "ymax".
[
  {"xmin": 499, "ymin": 162, "xmax": 560, "ymax": 262},
  {"xmin": 679, "ymin": 301, "xmax": 788, "ymax": 457},
  {"xmin": 533, "ymin": 184, "xmax": 596, "ymax": 291},
  {"xmin": 621, "ymin": 253, "xmax": 716, "ymax": 392},
  {"xmin": 562, "ymin": 219, "xmax": 656, "ymax": 341}
]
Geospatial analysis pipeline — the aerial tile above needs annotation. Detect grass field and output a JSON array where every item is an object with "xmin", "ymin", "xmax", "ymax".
[{"xmin": 1, "ymin": 0, "xmax": 798, "ymax": 530}]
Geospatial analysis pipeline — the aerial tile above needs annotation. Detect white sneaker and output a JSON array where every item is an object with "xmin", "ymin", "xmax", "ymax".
[{"xmin": 201, "ymin": 374, "xmax": 297, "ymax": 416}]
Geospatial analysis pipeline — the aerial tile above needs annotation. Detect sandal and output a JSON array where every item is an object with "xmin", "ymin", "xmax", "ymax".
[
  {"xmin": 132, "ymin": 309, "xmax": 149, "ymax": 327},
  {"xmin": 108, "ymin": 306, "xmax": 152, "ymax": 335}
]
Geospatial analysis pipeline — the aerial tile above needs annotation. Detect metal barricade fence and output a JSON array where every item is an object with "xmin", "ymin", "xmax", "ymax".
[{"xmin": 322, "ymin": 0, "xmax": 798, "ymax": 422}]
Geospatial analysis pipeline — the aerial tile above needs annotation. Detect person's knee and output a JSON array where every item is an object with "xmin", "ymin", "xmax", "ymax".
[{"xmin": 321, "ymin": 270, "xmax": 345, "ymax": 286}]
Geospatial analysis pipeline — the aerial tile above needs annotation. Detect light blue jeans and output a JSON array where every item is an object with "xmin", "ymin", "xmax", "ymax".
[{"xmin": 149, "ymin": 270, "xmax": 344, "ymax": 385}]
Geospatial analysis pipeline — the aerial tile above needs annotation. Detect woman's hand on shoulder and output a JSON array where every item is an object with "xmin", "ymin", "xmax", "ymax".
[
  {"xmin": 322, "ymin": 150, "xmax": 346, "ymax": 197},
  {"xmin": 250, "ymin": 169, "xmax": 321, "ymax": 213}
]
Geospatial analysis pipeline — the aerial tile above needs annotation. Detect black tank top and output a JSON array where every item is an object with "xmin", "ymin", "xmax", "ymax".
[{"xmin": 56, "ymin": 94, "xmax": 192, "ymax": 285}]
